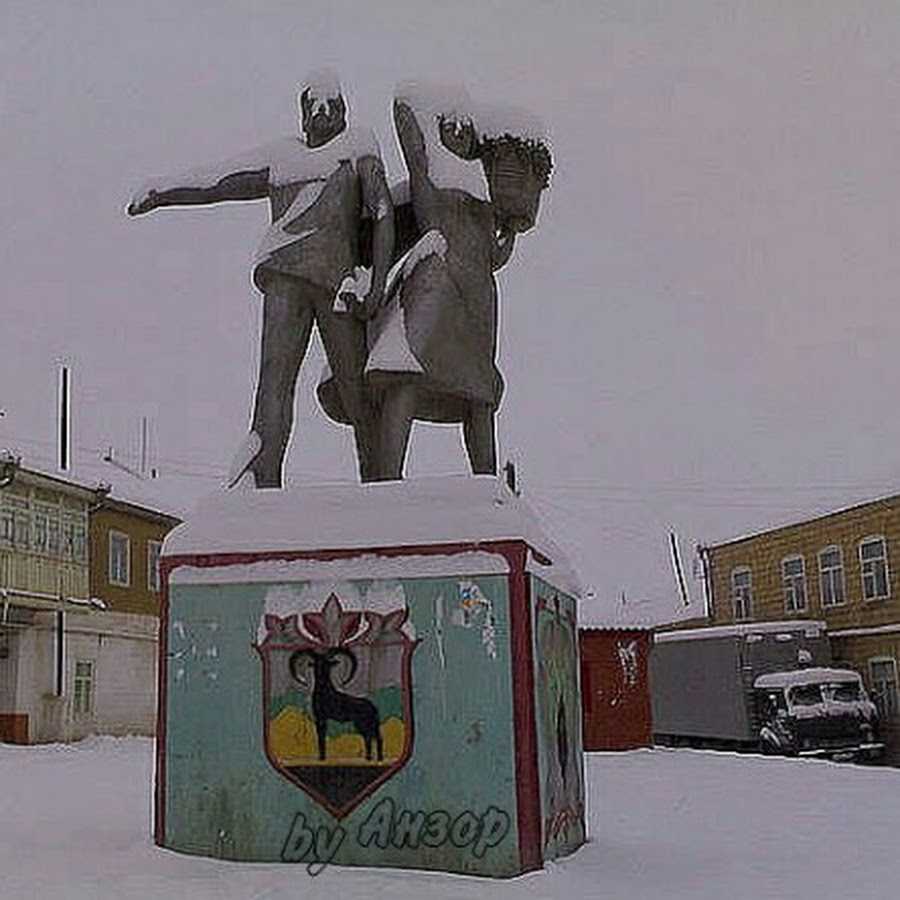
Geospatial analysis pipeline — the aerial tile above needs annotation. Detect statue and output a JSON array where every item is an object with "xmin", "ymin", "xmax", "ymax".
[
  {"xmin": 318, "ymin": 85, "xmax": 553, "ymax": 481},
  {"xmin": 128, "ymin": 71, "xmax": 395, "ymax": 487}
]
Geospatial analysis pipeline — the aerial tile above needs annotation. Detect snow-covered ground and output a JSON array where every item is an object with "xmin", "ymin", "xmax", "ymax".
[{"xmin": 0, "ymin": 738, "xmax": 897, "ymax": 899}]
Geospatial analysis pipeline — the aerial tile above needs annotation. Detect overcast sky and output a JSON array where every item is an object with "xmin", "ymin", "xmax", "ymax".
[{"xmin": 3, "ymin": 1, "xmax": 900, "ymax": 622}]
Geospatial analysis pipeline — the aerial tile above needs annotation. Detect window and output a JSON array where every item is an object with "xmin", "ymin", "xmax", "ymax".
[
  {"xmin": 32, "ymin": 509, "xmax": 49, "ymax": 553},
  {"xmin": 147, "ymin": 541, "xmax": 162, "ymax": 592},
  {"xmin": 73, "ymin": 660, "xmax": 94, "ymax": 716},
  {"xmin": 859, "ymin": 536, "xmax": 890, "ymax": 601},
  {"xmin": 731, "ymin": 567, "xmax": 753, "ymax": 621},
  {"xmin": 782, "ymin": 556, "xmax": 807, "ymax": 613},
  {"xmin": 47, "ymin": 516, "xmax": 60, "ymax": 556},
  {"xmin": 31, "ymin": 502, "xmax": 60, "ymax": 557},
  {"xmin": 818, "ymin": 546, "xmax": 845, "ymax": 607},
  {"xmin": 869, "ymin": 658, "xmax": 899, "ymax": 720},
  {"xmin": 8, "ymin": 496, "xmax": 30, "ymax": 550},
  {"xmin": 109, "ymin": 531, "xmax": 130, "ymax": 586},
  {"xmin": 0, "ymin": 506, "xmax": 13, "ymax": 544},
  {"xmin": 63, "ymin": 515, "xmax": 87, "ymax": 563}
]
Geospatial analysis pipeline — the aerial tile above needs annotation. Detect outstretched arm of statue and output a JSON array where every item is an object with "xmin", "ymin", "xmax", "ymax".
[
  {"xmin": 127, "ymin": 167, "xmax": 270, "ymax": 215},
  {"xmin": 357, "ymin": 154, "xmax": 395, "ymax": 319},
  {"xmin": 127, "ymin": 142, "xmax": 280, "ymax": 215}
]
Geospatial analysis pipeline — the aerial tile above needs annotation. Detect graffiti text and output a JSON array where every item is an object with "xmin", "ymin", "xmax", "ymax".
[{"xmin": 357, "ymin": 798, "xmax": 510, "ymax": 859}]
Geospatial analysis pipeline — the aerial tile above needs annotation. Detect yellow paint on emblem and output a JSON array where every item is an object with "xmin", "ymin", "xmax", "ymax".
[{"xmin": 268, "ymin": 708, "xmax": 409, "ymax": 766}]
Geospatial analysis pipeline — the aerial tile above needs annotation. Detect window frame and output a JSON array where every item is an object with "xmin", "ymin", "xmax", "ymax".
[
  {"xmin": 818, "ymin": 545, "xmax": 846, "ymax": 608},
  {"xmin": 147, "ymin": 540, "xmax": 162, "ymax": 593},
  {"xmin": 868, "ymin": 656, "xmax": 899, "ymax": 721},
  {"xmin": 731, "ymin": 566, "xmax": 753, "ymax": 621},
  {"xmin": 859, "ymin": 535, "xmax": 890, "ymax": 602},
  {"xmin": 72, "ymin": 659, "xmax": 94, "ymax": 717},
  {"xmin": 781, "ymin": 555, "xmax": 807, "ymax": 614},
  {"xmin": 108, "ymin": 530, "xmax": 131, "ymax": 587}
]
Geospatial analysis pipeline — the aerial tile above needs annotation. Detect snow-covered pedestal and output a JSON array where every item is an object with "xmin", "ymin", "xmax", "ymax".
[{"xmin": 156, "ymin": 476, "xmax": 585, "ymax": 877}]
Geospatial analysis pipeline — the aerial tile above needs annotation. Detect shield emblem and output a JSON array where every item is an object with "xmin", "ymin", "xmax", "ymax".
[{"xmin": 255, "ymin": 592, "xmax": 417, "ymax": 819}]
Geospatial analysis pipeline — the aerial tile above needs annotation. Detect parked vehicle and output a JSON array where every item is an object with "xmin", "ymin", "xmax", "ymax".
[{"xmin": 650, "ymin": 620, "xmax": 883, "ymax": 760}]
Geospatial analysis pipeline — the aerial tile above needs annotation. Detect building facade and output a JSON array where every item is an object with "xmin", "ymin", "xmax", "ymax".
[
  {"xmin": 699, "ymin": 494, "xmax": 900, "ymax": 762},
  {"xmin": 0, "ymin": 460, "xmax": 179, "ymax": 743}
]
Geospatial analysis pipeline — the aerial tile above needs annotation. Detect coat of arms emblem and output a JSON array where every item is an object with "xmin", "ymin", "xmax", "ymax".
[{"xmin": 255, "ymin": 592, "xmax": 417, "ymax": 818}]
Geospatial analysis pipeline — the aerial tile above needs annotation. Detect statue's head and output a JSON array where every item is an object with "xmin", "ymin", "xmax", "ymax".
[
  {"xmin": 298, "ymin": 69, "xmax": 347, "ymax": 148},
  {"xmin": 480, "ymin": 135, "xmax": 553, "ymax": 234}
]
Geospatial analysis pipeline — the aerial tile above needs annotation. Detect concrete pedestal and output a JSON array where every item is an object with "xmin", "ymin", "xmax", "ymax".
[{"xmin": 156, "ymin": 476, "xmax": 585, "ymax": 877}]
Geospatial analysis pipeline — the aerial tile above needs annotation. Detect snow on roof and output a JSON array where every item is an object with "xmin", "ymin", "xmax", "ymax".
[
  {"xmin": 163, "ymin": 475, "xmax": 581, "ymax": 595},
  {"xmin": 655, "ymin": 619, "xmax": 826, "ymax": 644},
  {"xmin": 754, "ymin": 667, "xmax": 862, "ymax": 689},
  {"xmin": 6, "ymin": 463, "xmax": 182, "ymax": 523},
  {"xmin": 582, "ymin": 596, "xmax": 712, "ymax": 630},
  {"xmin": 580, "ymin": 601, "xmax": 661, "ymax": 631}
]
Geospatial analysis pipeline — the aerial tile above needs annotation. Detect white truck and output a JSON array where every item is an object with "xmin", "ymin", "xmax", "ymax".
[{"xmin": 650, "ymin": 620, "xmax": 882, "ymax": 760}]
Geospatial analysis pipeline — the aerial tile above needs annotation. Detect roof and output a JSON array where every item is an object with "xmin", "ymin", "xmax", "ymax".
[
  {"xmin": 655, "ymin": 619, "xmax": 826, "ymax": 644},
  {"xmin": 92, "ymin": 494, "xmax": 182, "ymax": 528},
  {"xmin": 1, "ymin": 462, "xmax": 181, "ymax": 525},
  {"xmin": 580, "ymin": 624, "xmax": 654, "ymax": 634},
  {"xmin": 703, "ymin": 491, "xmax": 900, "ymax": 552},
  {"xmin": 163, "ymin": 474, "xmax": 580, "ymax": 594},
  {"xmin": 3, "ymin": 464, "xmax": 102, "ymax": 503},
  {"xmin": 754, "ymin": 667, "xmax": 861, "ymax": 689}
]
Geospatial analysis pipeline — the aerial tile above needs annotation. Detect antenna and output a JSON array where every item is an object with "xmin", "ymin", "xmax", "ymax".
[
  {"xmin": 57, "ymin": 364, "xmax": 71, "ymax": 473},
  {"xmin": 102, "ymin": 417, "xmax": 158, "ymax": 481},
  {"xmin": 668, "ymin": 531, "xmax": 691, "ymax": 607}
]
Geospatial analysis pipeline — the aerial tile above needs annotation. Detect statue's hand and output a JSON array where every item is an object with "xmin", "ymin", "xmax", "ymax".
[
  {"xmin": 491, "ymin": 220, "xmax": 517, "ymax": 269},
  {"xmin": 355, "ymin": 286, "xmax": 385, "ymax": 322},
  {"xmin": 127, "ymin": 189, "xmax": 160, "ymax": 216}
]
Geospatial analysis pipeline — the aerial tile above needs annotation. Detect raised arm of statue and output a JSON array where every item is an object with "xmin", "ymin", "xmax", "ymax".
[
  {"xmin": 356, "ymin": 154, "xmax": 395, "ymax": 317},
  {"xmin": 127, "ymin": 143, "xmax": 275, "ymax": 216},
  {"xmin": 392, "ymin": 99, "xmax": 433, "ymax": 202}
]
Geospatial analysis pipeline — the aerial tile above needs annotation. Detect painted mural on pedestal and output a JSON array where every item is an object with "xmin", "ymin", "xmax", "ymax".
[
  {"xmin": 255, "ymin": 590, "xmax": 417, "ymax": 819},
  {"xmin": 533, "ymin": 582, "xmax": 585, "ymax": 858}
]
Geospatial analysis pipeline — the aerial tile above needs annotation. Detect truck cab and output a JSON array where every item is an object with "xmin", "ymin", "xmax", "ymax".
[{"xmin": 754, "ymin": 668, "xmax": 882, "ymax": 761}]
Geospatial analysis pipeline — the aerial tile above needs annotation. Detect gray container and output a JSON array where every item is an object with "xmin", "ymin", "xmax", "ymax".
[{"xmin": 650, "ymin": 621, "xmax": 830, "ymax": 744}]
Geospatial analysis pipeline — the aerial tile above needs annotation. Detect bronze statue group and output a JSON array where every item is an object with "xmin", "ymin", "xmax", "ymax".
[{"xmin": 129, "ymin": 72, "xmax": 552, "ymax": 488}]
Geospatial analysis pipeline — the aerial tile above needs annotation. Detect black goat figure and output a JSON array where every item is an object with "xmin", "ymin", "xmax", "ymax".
[{"xmin": 289, "ymin": 647, "xmax": 383, "ymax": 762}]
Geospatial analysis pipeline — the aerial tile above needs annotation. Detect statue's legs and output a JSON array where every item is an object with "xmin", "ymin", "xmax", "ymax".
[
  {"xmin": 314, "ymin": 293, "xmax": 375, "ymax": 482},
  {"xmin": 463, "ymin": 401, "xmax": 497, "ymax": 475},
  {"xmin": 370, "ymin": 382, "xmax": 418, "ymax": 481},
  {"xmin": 249, "ymin": 281, "xmax": 315, "ymax": 488}
]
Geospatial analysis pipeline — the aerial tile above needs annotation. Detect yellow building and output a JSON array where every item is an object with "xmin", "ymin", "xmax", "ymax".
[
  {"xmin": 699, "ymin": 493, "xmax": 900, "ymax": 761},
  {"xmin": 0, "ymin": 458, "xmax": 179, "ymax": 743}
]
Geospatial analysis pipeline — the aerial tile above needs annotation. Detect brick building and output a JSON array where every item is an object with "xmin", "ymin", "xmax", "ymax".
[{"xmin": 698, "ymin": 494, "xmax": 900, "ymax": 761}]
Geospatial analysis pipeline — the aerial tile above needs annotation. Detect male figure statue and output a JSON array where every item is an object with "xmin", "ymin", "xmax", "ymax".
[{"xmin": 128, "ymin": 72, "xmax": 394, "ymax": 486}]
